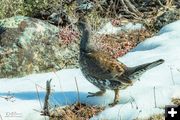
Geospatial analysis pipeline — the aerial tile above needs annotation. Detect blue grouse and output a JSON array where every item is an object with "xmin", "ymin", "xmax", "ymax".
[{"xmin": 77, "ymin": 17, "xmax": 165, "ymax": 106}]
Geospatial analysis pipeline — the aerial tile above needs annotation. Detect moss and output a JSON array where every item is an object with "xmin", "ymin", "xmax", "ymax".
[
  {"xmin": 0, "ymin": 0, "xmax": 61, "ymax": 19},
  {"xmin": 87, "ymin": 9, "xmax": 106, "ymax": 30},
  {"xmin": 0, "ymin": 0, "xmax": 25, "ymax": 18},
  {"xmin": 0, "ymin": 16, "xmax": 80, "ymax": 78}
]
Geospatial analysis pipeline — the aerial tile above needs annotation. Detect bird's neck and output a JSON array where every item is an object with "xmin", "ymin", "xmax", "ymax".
[{"xmin": 80, "ymin": 24, "xmax": 90, "ymax": 52}]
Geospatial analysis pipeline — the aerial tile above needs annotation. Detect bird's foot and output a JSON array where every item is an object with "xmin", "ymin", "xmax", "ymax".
[
  {"xmin": 121, "ymin": 79, "xmax": 133, "ymax": 85},
  {"xmin": 109, "ymin": 89, "xmax": 120, "ymax": 107},
  {"xmin": 87, "ymin": 90, "xmax": 106, "ymax": 97},
  {"xmin": 109, "ymin": 100, "xmax": 119, "ymax": 106}
]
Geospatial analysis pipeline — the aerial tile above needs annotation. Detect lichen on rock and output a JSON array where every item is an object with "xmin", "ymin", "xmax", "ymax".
[
  {"xmin": 154, "ymin": 9, "xmax": 180, "ymax": 31},
  {"xmin": 0, "ymin": 16, "xmax": 79, "ymax": 78}
]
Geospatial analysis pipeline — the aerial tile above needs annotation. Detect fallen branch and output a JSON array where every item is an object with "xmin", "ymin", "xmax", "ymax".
[
  {"xmin": 42, "ymin": 79, "xmax": 52, "ymax": 116},
  {"xmin": 119, "ymin": 0, "xmax": 141, "ymax": 18},
  {"xmin": 124, "ymin": 0, "xmax": 141, "ymax": 15},
  {"xmin": 75, "ymin": 77, "xmax": 80, "ymax": 104},
  {"xmin": 35, "ymin": 84, "xmax": 43, "ymax": 110}
]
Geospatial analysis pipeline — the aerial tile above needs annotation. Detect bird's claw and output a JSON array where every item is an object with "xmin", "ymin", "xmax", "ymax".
[
  {"xmin": 109, "ymin": 100, "xmax": 119, "ymax": 107},
  {"xmin": 88, "ymin": 92, "xmax": 94, "ymax": 94},
  {"xmin": 87, "ymin": 92, "xmax": 95, "ymax": 97},
  {"xmin": 87, "ymin": 91, "xmax": 105, "ymax": 98}
]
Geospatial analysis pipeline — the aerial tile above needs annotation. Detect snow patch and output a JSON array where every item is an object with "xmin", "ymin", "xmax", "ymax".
[
  {"xmin": 98, "ymin": 22, "xmax": 144, "ymax": 34},
  {"xmin": 0, "ymin": 20, "xmax": 180, "ymax": 120}
]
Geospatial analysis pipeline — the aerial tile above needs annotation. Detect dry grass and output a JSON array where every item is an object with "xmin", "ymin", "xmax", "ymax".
[
  {"xmin": 92, "ymin": 29, "xmax": 153, "ymax": 58},
  {"xmin": 49, "ymin": 102, "xmax": 104, "ymax": 120},
  {"xmin": 172, "ymin": 98, "xmax": 180, "ymax": 105},
  {"xmin": 147, "ymin": 114, "xmax": 164, "ymax": 120},
  {"xmin": 59, "ymin": 26, "xmax": 79, "ymax": 45},
  {"xmin": 0, "ymin": 0, "xmax": 71, "ymax": 19},
  {"xmin": 138, "ymin": 97, "xmax": 180, "ymax": 120}
]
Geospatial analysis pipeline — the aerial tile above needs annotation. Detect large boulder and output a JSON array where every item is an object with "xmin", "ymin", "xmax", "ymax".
[{"xmin": 0, "ymin": 16, "xmax": 79, "ymax": 78}]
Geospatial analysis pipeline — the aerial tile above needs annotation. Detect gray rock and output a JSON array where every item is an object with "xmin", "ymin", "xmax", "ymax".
[
  {"xmin": 0, "ymin": 16, "xmax": 79, "ymax": 78},
  {"xmin": 154, "ymin": 9, "xmax": 180, "ymax": 31}
]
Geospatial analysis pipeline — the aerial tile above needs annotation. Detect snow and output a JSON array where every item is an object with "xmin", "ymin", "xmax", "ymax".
[
  {"xmin": 98, "ymin": 22, "xmax": 144, "ymax": 34},
  {"xmin": 1, "ymin": 20, "xmax": 180, "ymax": 120}
]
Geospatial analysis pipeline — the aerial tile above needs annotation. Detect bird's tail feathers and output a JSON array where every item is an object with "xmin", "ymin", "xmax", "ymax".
[{"xmin": 134, "ymin": 59, "xmax": 164, "ymax": 72}]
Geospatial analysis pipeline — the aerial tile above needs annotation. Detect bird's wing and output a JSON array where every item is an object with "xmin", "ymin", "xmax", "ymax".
[{"xmin": 86, "ymin": 51, "xmax": 132, "ymax": 84}]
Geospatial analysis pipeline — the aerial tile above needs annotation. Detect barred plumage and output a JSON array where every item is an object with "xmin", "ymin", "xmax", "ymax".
[{"xmin": 77, "ymin": 17, "xmax": 164, "ymax": 106}]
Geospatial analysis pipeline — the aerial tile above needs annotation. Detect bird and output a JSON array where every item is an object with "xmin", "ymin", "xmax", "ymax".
[{"xmin": 76, "ymin": 17, "xmax": 165, "ymax": 106}]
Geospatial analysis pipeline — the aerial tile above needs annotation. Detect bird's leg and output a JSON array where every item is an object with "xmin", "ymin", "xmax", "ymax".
[
  {"xmin": 109, "ymin": 89, "xmax": 120, "ymax": 106},
  {"xmin": 87, "ymin": 89, "xmax": 106, "ymax": 97}
]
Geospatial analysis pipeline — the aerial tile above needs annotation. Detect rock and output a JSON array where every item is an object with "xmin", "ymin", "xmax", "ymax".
[
  {"xmin": 48, "ymin": 12, "xmax": 71, "ymax": 26},
  {"xmin": 0, "ymin": 16, "xmax": 79, "ymax": 78},
  {"xmin": 76, "ymin": 0, "xmax": 94, "ymax": 12},
  {"xmin": 154, "ymin": 9, "xmax": 180, "ymax": 31}
]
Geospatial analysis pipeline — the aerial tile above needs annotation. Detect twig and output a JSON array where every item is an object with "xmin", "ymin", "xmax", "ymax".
[
  {"xmin": 118, "ymin": 109, "xmax": 122, "ymax": 120},
  {"xmin": 42, "ymin": 79, "xmax": 52, "ymax": 116},
  {"xmin": 128, "ymin": 95, "xmax": 135, "ymax": 109},
  {"xmin": 117, "ymin": 105, "xmax": 124, "ymax": 120},
  {"xmin": 130, "ymin": 96, "xmax": 138, "ymax": 109},
  {"xmin": 170, "ymin": 67, "xmax": 175, "ymax": 85},
  {"xmin": 136, "ymin": 28, "xmax": 141, "ymax": 44},
  {"xmin": 35, "ymin": 84, "xmax": 46, "ymax": 90},
  {"xmin": 33, "ymin": 108, "xmax": 48, "ymax": 120},
  {"xmin": 157, "ymin": 0, "xmax": 173, "ymax": 8},
  {"xmin": 49, "ymin": 94, "xmax": 61, "ymax": 107},
  {"xmin": 119, "ymin": 0, "xmax": 141, "ymax": 19},
  {"xmin": 153, "ymin": 86, "xmax": 157, "ymax": 108},
  {"xmin": 166, "ymin": 0, "xmax": 173, "ymax": 7},
  {"xmin": 130, "ymin": 99, "xmax": 134, "ymax": 109},
  {"xmin": 33, "ymin": 109, "xmax": 42, "ymax": 113},
  {"xmin": 35, "ymin": 84, "xmax": 43, "ymax": 110},
  {"xmin": 75, "ymin": 77, "xmax": 80, "ymax": 104},
  {"xmin": 130, "ymin": 0, "xmax": 138, "ymax": 7},
  {"xmin": 0, "ymin": 114, "xmax": 3, "ymax": 120},
  {"xmin": 134, "ymin": 110, "xmax": 142, "ymax": 120},
  {"xmin": 157, "ymin": 0, "xmax": 165, "ymax": 7},
  {"xmin": 121, "ymin": 1, "xmax": 129, "ymax": 13},
  {"xmin": 113, "ymin": 0, "xmax": 119, "ymax": 18},
  {"xmin": 124, "ymin": 0, "xmax": 141, "ymax": 16},
  {"xmin": 53, "ymin": 70, "xmax": 70, "ymax": 105}
]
